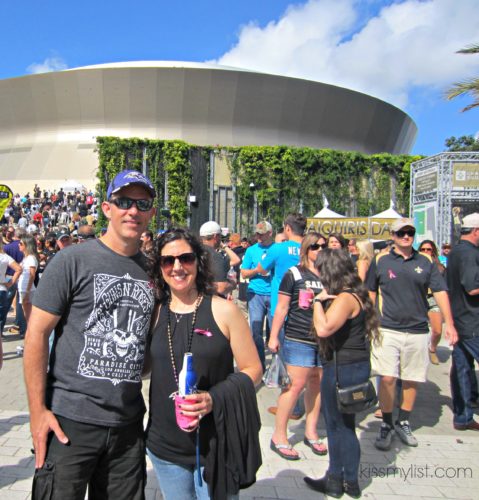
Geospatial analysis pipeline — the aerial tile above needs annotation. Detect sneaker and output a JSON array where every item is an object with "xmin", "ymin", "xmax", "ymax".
[
  {"xmin": 375, "ymin": 423, "xmax": 394, "ymax": 450},
  {"xmin": 394, "ymin": 420, "xmax": 418, "ymax": 447}
]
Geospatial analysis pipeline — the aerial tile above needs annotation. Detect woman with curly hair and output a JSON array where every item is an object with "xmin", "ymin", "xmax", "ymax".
[
  {"xmin": 304, "ymin": 249, "xmax": 380, "ymax": 498},
  {"xmin": 145, "ymin": 228, "xmax": 262, "ymax": 499}
]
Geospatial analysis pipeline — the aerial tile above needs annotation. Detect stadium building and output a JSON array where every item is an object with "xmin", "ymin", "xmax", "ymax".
[{"xmin": 0, "ymin": 61, "xmax": 417, "ymax": 194}]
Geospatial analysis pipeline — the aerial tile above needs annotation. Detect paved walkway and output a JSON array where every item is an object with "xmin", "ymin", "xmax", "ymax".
[{"xmin": 1, "ymin": 317, "xmax": 478, "ymax": 499}]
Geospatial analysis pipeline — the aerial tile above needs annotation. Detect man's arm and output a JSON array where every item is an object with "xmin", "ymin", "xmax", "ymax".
[
  {"xmin": 24, "ymin": 306, "xmax": 69, "ymax": 469},
  {"xmin": 433, "ymin": 290, "xmax": 458, "ymax": 346},
  {"xmin": 221, "ymin": 245, "xmax": 241, "ymax": 267},
  {"xmin": 467, "ymin": 289, "xmax": 479, "ymax": 296}
]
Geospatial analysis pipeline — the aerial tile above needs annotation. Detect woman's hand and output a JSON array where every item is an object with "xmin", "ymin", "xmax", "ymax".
[
  {"xmin": 268, "ymin": 336, "xmax": 280, "ymax": 353},
  {"xmin": 314, "ymin": 289, "xmax": 337, "ymax": 303},
  {"xmin": 179, "ymin": 391, "xmax": 213, "ymax": 431}
]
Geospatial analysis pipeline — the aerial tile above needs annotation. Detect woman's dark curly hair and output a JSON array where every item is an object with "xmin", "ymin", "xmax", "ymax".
[
  {"xmin": 313, "ymin": 248, "xmax": 381, "ymax": 357},
  {"xmin": 149, "ymin": 227, "xmax": 216, "ymax": 302}
]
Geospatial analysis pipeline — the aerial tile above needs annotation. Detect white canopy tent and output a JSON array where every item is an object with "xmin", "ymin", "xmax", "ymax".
[
  {"xmin": 61, "ymin": 179, "xmax": 87, "ymax": 193},
  {"xmin": 313, "ymin": 196, "xmax": 345, "ymax": 218},
  {"xmin": 372, "ymin": 200, "xmax": 402, "ymax": 219}
]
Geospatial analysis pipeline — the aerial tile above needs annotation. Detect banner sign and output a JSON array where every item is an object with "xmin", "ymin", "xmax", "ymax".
[
  {"xmin": 452, "ymin": 162, "xmax": 479, "ymax": 189},
  {"xmin": 306, "ymin": 217, "xmax": 395, "ymax": 240},
  {"xmin": 414, "ymin": 167, "xmax": 438, "ymax": 195},
  {"xmin": 0, "ymin": 184, "xmax": 13, "ymax": 220}
]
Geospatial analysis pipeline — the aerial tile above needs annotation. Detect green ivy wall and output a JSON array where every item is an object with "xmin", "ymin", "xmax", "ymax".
[{"xmin": 96, "ymin": 137, "xmax": 421, "ymax": 233}]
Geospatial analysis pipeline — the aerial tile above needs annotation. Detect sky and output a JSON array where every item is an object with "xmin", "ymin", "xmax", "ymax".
[{"xmin": 1, "ymin": 0, "xmax": 478, "ymax": 156}]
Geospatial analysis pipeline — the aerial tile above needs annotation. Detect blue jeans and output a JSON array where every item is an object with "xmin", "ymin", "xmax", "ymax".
[
  {"xmin": 146, "ymin": 449, "xmax": 238, "ymax": 500},
  {"xmin": 450, "ymin": 336, "xmax": 479, "ymax": 425},
  {"xmin": 247, "ymin": 292, "xmax": 271, "ymax": 371},
  {"xmin": 321, "ymin": 360, "xmax": 371, "ymax": 482}
]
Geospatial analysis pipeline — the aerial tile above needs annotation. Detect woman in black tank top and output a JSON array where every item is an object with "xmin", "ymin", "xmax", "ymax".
[
  {"xmin": 145, "ymin": 228, "xmax": 262, "ymax": 499},
  {"xmin": 304, "ymin": 249, "xmax": 380, "ymax": 499}
]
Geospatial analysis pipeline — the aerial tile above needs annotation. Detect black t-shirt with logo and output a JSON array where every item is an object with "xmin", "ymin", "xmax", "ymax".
[
  {"xmin": 446, "ymin": 240, "xmax": 479, "ymax": 339},
  {"xmin": 279, "ymin": 266, "xmax": 323, "ymax": 344},
  {"xmin": 366, "ymin": 248, "xmax": 447, "ymax": 333}
]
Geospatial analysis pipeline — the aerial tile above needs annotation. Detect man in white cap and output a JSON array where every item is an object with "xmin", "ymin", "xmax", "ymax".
[
  {"xmin": 199, "ymin": 220, "xmax": 240, "ymax": 297},
  {"xmin": 447, "ymin": 213, "xmax": 479, "ymax": 430},
  {"xmin": 366, "ymin": 217, "xmax": 457, "ymax": 450},
  {"xmin": 240, "ymin": 220, "xmax": 274, "ymax": 370}
]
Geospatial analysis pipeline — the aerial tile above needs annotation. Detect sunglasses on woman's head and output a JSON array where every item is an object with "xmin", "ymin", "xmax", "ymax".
[
  {"xmin": 309, "ymin": 243, "xmax": 327, "ymax": 250},
  {"xmin": 395, "ymin": 229, "xmax": 415, "ymax": 238},
  {"xmin": 109, "ymin": 197, "xmax": 154, "ymax": 212},
  {"xmin": 159, "ymin": 252, "xmax": 196, "ymax": 269}
]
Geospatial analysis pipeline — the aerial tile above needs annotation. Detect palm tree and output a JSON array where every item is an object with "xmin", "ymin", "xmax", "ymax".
[{"xmin": 445, "ymin": 43, "xmax": 479, "ymax": 112}]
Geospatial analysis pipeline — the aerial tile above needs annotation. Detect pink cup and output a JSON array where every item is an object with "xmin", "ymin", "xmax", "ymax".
[
  {"xmin": 298, "ymin": 288, "xmax": 314, "ymax": 309},
  {"xmin": 174, "ymin": 394, "xmax": 197, "ymax": 431}
]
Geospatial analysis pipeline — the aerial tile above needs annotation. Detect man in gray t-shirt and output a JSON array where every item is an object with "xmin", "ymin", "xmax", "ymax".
[{"xmin": 24, "ymin": 170, "xmax": 157, "ymax": 500}]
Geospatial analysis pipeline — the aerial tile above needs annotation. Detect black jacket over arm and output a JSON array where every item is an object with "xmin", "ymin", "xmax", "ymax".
[{"xmin": 205, "ymin": 372, "xmax": 262, "ymax": 500}]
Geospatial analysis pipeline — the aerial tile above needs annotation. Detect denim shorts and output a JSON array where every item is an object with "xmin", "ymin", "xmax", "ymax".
[{"xmin": 282, "ymin": 337, "xmax": 322, "ymax": 368}]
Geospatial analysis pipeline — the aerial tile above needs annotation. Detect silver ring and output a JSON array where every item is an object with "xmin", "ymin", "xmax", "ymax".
[{"xmin": 198, "ymin": 413, "xmax": 203, "ymax": 420}]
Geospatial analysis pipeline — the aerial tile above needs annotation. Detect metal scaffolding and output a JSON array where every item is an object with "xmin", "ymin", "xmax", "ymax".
[{"xmin": 410, "ymin": 152, "xmax": 479, "ymax": 249}]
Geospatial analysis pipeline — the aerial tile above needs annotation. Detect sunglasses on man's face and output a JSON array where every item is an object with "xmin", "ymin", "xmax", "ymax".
[
  {"xmin": 109, "ymin": 197, "xmax": 153, "ymax": 212},
  {"xmin": 395, "ymin": 229, "xmax": 415, "ymax": 238},
  {"xmin": 159, "ymin": 252, "xmax": 196, "ymax": 269},
  {"xmin": 309, "ymin": 243, "xmax": 327, "ymax": 251}
]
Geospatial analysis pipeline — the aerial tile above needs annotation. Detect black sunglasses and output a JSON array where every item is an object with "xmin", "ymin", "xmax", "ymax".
[
  {"xmin": 110, "ymin": 197, "xmax": 153, "ymax": 212},
  {"xmin": 395, "ymin": 229, "xmax": 416, "ymax": 238},
  {"xmin": 159, "ymin": 252, "xmax": 196, "ymax": 269},
  {"xmin": 309, "ymin": 243, "xmax": 327, "ymax": 251}
]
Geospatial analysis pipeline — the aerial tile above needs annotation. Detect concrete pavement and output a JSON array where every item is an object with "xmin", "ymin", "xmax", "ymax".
[{"xmin": 1, "ymin": 317, "xmax": 479, "ymax": 499}]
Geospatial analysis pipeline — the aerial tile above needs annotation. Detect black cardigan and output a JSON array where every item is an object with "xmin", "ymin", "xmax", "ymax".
[{"xmin": 205, "ymin": 372, "xmax": 262, "ymax": 499}]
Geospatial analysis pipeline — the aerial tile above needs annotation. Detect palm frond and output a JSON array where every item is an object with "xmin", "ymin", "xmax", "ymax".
[{"xmin": 457, "ymin": 43, "xmax": 479, "ymax": 55}]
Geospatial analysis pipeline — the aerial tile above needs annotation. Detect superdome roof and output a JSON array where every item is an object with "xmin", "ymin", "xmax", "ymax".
[{"xmin": 70, "ymin": 60, "xmax": 256, "ymax": 73}]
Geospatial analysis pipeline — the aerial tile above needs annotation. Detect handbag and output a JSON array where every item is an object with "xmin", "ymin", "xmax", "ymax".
[
  {"xmin": 262, "ymin": 353, "xmax": 291, "ymax": 389},
  {"xmin": 334, "ymin": 351, "xmax": 377, "ymax": 414}
]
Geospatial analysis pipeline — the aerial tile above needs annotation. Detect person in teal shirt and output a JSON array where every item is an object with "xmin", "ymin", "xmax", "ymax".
[{"xmin": 241, "ymin": 221, "xmax": 275, "ymax": 370}]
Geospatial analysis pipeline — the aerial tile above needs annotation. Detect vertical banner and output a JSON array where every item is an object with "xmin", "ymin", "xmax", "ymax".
[{"xmin": 0, "ymin": 185, "xmax": 13, "ymax": 220}]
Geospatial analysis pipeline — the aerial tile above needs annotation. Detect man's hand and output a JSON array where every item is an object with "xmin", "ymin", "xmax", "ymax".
[
  {"xmin": 444, "ymin": 323, "xmax": 459, "ymax": 347},
  {"xmin": 30, "ymin": 409, "xmax": 69, "ymax": 469}
]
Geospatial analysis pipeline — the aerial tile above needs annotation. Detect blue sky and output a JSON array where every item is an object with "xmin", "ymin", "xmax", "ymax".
[{"xmin": 1, "ymin": 0, "xmax": 478, "ymax": 156}]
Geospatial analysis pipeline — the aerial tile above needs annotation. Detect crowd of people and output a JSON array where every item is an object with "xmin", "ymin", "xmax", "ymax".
[{"xmin": 0, "ymin": 170, "xmax": 478, "ymax": 500}]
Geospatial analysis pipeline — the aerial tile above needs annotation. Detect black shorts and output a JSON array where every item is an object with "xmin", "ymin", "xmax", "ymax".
[{"xmin": 32, "ymin": 415, "xmax": 146, "ymax": 500}]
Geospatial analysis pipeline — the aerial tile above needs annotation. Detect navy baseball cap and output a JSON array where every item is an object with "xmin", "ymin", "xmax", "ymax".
[{"xmin": 107, "ymin": 170, "xmax": 156, "ymax": 199}]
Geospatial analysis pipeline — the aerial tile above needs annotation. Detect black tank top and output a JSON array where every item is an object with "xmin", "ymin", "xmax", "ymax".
[
  {"xmin": 145, "ymin": 295, "xmax": 234, "ymax": 465},
  {"xmin": 323, "ymin": 290, "xmax": 370, "ymax": 366}
]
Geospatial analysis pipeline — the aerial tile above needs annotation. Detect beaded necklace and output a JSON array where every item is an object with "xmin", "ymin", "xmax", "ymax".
[{"xmin": 166, "ymin": 294, "xmax": 203, "ymax": 386}]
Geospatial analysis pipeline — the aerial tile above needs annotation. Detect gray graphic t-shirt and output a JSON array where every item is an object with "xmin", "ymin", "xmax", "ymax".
[{"xmin": 33, "ymin": 239, "xmax": 155, "ymax": 426}]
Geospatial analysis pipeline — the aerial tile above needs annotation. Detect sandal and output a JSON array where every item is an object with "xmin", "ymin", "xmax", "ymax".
[
  {"xmin": 270, "ymin": 439, "xmax": 300, "ymax": 461},
  {"xmin": 303, "ymin": 437, "xmax": 328, "ymax": 456}
]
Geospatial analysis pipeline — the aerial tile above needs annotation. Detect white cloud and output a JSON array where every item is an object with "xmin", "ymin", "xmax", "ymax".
[
  {"xmin": 27, "ymin": 56, "xmax": 68, "ymax": 74},
  {"xmin": 213, "ymin": 0, "xmax": 479, "ymax": 109}
]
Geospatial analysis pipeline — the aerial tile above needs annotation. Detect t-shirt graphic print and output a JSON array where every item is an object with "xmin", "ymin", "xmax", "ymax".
[{"xmin": 78, "ymin": 272, "xmax": 154, "ymax": 385}]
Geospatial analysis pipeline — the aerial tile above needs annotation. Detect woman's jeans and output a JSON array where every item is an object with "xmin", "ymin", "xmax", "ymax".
[
  {"xmin": 0, "ymin": 290, "xmax": 7, "ymax": 334},
  {"xmin": 321, "ymin": 359, "xmax": 371, "ymax": 482},
  {"xmin": 146, "ymin": 449, "xmax": 238, "ymax": 500}
]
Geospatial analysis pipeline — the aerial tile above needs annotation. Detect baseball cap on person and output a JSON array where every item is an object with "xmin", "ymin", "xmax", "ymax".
[
  {"xmin": 255, "ymin": 221, "xmax": 272, "ymax": 234},
  {"xmin": 199, "ymin": 221, "xmax": 221, "ymax": 237},
  {"xmin": 106, "ymin": 170, "xmax": 156, "ymax": 199},
  {"xmin": 391, "ymin": 218, "xmax": 415, "ymax": 233},
  {"xmin": 56, "ymin": 228, "xmax": 71, "ymax": 241},
  {"xmin": 462, "ymin": 213, "xmax": 479, "ymax": 228}
]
